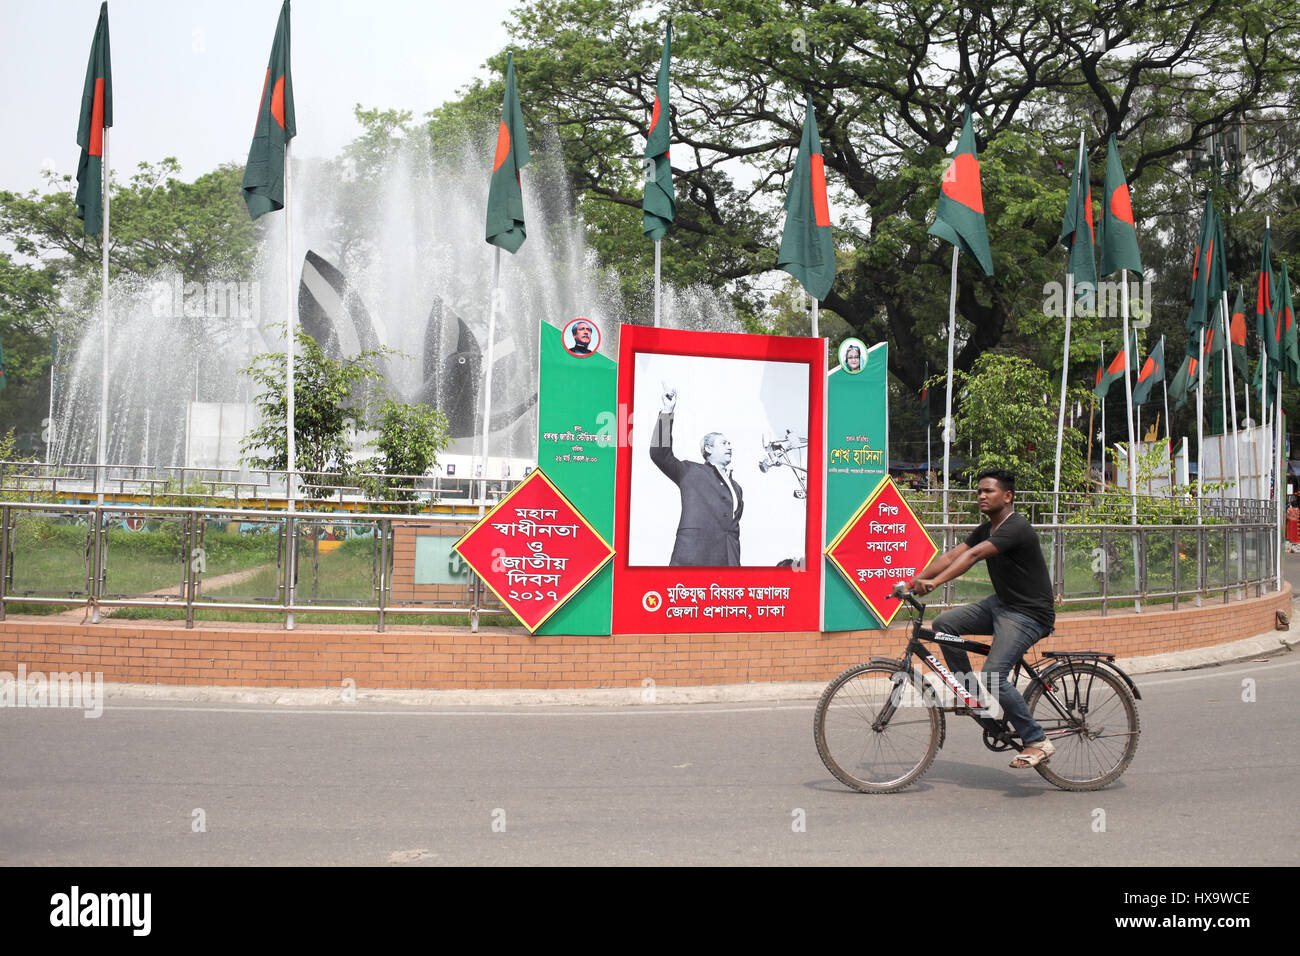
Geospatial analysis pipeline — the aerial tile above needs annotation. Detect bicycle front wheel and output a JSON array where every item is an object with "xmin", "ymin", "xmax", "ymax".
[
  {"xmin": 814, "ymin": 662, "xmax": 944, "ymax": 794},
  {"xmin": 1024, "ymin": 662, "xmax": 1140, "ymax": 791}
]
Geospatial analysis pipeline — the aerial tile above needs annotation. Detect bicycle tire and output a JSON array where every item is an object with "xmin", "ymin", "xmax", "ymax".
[
  {"xmin": 1023, "ymin": 661, "xmax": 1140, "ymax": 791},
  {"xmin": 814, "ymin": 661, "xmax": 945, "ymax": 794}
]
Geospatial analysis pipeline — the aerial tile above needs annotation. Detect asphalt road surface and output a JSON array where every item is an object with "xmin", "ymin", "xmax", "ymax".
[{"xmin": 1, "ymin": 653, "xmax": 1296, "ymax": 866}]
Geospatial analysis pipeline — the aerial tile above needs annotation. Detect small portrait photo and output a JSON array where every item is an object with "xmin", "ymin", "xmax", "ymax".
[
  {"xmin": 446, "ymin": 464, "xmax": 457, "ymax": 476},
  {"xmin": 563, "ymin": 318, "xmax": 601, "ymax": 357},
  {"xmin": 838, "ymin": 337, "xmax": 867, "ymax": 374}
]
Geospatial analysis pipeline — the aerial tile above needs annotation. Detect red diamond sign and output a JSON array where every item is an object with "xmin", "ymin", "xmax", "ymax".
[
  {"xmin": 453, "ymin": 469, "xmax": 614, "ymax": 633},
  {"xmin": 825, "ymin": 476, "xmax": 937, "ymax": 626}
]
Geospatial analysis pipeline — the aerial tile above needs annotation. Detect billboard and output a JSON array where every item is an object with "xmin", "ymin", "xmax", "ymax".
[{"xmin": 612, "ymin": 326, "xmax": 825, "ymax": 634}]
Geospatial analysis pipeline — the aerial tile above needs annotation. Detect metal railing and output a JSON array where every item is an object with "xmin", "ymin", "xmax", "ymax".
[
  {"xmin": 0, "ymin": 460, "xmax": 523, "ymax": 511},
  {"xmin": 0, "ymin": 501, "xmax": 511, "ymax": 631},
  {"xmin": 0, "ymin": 500, "xmax": 1281, "ymax": 631}
]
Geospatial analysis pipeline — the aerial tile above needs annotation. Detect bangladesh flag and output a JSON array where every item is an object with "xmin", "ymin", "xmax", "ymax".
[
  {"xmin": 777, "ymin": 94, "xmax": 835, "ymax": 300},
  {"xmin": 74, "ymin": 2, "xmax": 113, "ymax": 238},
  {"xmin": 1203, "ymin": 298, "xmax": 1225, "ymax": 358},
  {"xmin": 1257, "ymin": 226, "xmax": 1277, "ymax": 363},
  {"xmin": 1094, "ymin": 330, "xmax": 1136, "ymax": 399},
  {"xmin": 1229, "ymin": 287, "xmax": 1249, "ymax": 381},
  {"xmin": 1099, "ymin": 135, "xmax": 1142, "ymax": 277},
  {"xmin": 1280, "ymin": 261, "xmax": 1300, "ymax": 385},
  {"xmin": 1133, "ymin": 337, "xmax": 1165, "ymax": 406},
  {"xmin": 928, "ymin": 108, "xmax": 993, "ymax": 276},
  {"xmin": 642, "ymin": 22, "xmax": 674, "ymax": 242},
  {"xmin": 485, "ymin": 52, "xmax": 531, "ymax": 254},
  {"xmin": 1187, "ymin": 194, "xmax": 1227, "ymax": 337},
  {"xmin": 1169, "ymin": 350, "xmax": 1199, "ymax": 411},
  {"xmin": 1058, "ymin": 133, "xmax": 1097, "ymax": 303},
  {"xmin": 1092, "ymin": 350, "xmax": 1107, "ymax": 399},
  {"xmin": 242, "ymin": 0, "xmax": 296, "ymax": 221}
]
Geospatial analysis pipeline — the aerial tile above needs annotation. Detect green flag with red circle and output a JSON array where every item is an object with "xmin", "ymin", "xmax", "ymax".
[
  {"xmin": 928, "ymin": 108, "xmax": 993, "ymax": 276},
  {"xmin": 642, "ymin": 22, "xmax": 674, "ymax": 242},
  {"xmin": 776, "ymin": 94, "xmax": 835, "ymax": 300},
  {"xmin": 485, "ymin": 52, "xmax": 531, "ymax": 254},
  {"xmin": 74, "ymin": 2, "xmax": 113, "ymax": 238},
  {"xmin": 242, "ymin": 1, "xmax": 296, "ymax": 220},
  {"xmin": 1099, "ymin": 135, "xmax": 1142, "ymax": 277}
]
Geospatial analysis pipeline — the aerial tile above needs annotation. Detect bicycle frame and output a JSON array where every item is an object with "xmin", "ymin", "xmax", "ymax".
[{"xmin": 878, "ymin": 590, "xmax": 1141, "ymax": 752}]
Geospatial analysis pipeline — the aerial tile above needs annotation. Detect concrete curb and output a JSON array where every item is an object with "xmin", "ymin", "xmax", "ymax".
[{"xmin": 93, "ymin": 627, "xmax": 1297, "ymax": 708}]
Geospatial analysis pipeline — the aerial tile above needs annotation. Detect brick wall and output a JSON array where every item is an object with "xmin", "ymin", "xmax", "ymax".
[{"xmin": 0, "ymin": 585, "xmax": 1288, "ymax": 690}]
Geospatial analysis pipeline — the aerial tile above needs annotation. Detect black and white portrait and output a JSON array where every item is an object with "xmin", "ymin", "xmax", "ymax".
[{"xmin": 628, "ymin": 352, "xmax": 809, "ymax": 567}]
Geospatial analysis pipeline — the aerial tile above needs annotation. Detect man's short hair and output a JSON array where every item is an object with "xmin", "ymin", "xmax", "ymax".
[
  {"xmin": 976, "ymin": 468, "xmax": 1016, "ymax": 496},
  {"xmin": 573, "ymin": 322, "xmax": 591, "ymax": 333},
  {"xmin": 701, "ymin": 431, "xmax": 726, "ymax": 459}
]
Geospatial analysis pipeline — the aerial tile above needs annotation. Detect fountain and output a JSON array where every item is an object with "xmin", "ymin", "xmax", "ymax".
[{"xmin": 50, "ymin": 125, "xmax": 742, "ymax": 483}]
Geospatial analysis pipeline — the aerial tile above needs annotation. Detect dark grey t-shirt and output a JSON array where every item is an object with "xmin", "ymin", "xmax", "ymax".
[{"xmin": 965, "ymin": 511, "xmax": 1055, "ymax": 628}]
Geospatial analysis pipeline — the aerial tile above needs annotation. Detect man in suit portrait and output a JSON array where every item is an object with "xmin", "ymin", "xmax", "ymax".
[
  {"xmin": 649, "ymin": 384, "xmax": 743, "ymax": 566},
  {"xmin": 567, "ymin": 320, "xmax": 594, "ymax": 355}
]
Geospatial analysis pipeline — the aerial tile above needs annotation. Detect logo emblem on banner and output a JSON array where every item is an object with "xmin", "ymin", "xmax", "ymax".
[
  {"xmin": 825, "ymin": 476, "xmax": 937, "ymax": 626},
  {"xmin": 453, "ymin": 470, "xmax": 614, "ymax": 633}
]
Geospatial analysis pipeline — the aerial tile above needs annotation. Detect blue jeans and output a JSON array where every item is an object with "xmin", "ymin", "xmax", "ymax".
[{"xmin": 931, "ymin": 595, "xmax": 1051, "ymax": 746}]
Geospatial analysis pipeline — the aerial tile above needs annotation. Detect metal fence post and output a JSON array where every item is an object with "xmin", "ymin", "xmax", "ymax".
[
  {"xmin": 0, "ymin": 504, "xmax": 8, "ymax": 622},
  {"xmin": 377, "ymin": 518, "xmax": 388, "ymax": 634}
]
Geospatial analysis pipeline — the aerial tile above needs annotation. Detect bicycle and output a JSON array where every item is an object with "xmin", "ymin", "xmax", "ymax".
[{"xmin": 814, "ymin": 584, "xmax": 1141, "ymax": 793}]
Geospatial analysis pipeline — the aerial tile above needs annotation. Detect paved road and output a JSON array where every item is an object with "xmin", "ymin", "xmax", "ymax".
[{"xmin": 1, "ymin": 653, "xmax": 1296, "ymax": 866}]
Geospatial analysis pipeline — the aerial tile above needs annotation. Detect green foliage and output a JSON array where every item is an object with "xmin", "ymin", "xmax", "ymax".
[
  {"xmin": 950, "ymin": 352, "xmax": 1090, "ymax": 492},
  {"xmin": 359, "ymin": 400, "xmax": 451, "ymax": 503},
  {"xmin": 240, "ymin": 325, "xmax": 389, "ymax": 496}
]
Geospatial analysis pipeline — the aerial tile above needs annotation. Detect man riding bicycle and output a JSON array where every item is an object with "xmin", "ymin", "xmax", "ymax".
[{"xmin": 910, "ymin": 469, "xmax": 1056, "ymax": 768}]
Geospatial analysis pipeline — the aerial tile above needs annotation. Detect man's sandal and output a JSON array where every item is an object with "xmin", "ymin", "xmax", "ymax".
[{"xmin": 1009, "ymin": 738, "xmax": 1055, "ymax": 768}]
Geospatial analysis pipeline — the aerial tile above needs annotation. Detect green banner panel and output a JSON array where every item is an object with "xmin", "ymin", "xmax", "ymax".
[
  {"xmin": 535, "ymin": 321, "xmax": 617, "ymax": 635},
  {"xmin": 824, "ymin": 340, "xmax": 890, "ymax": 631}
]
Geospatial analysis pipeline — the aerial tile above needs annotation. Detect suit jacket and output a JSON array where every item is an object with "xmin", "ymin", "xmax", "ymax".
[{"xmin": 649, "ymin": 412, "xmax": 743, "ymax": 566}]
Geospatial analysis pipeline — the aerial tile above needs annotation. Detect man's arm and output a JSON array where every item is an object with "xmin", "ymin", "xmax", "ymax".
[
  {"xmin": 648, "ymin": 385, "xmax": 683, "ymax": 483},
  {"xmin": 911, "ymin": 540, "xmax": 999, "ymax": 596}
]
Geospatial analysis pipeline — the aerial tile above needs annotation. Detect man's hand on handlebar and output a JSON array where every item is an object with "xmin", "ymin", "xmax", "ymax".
[{"xmin": 910, "ymin": 577, "xmax": 937, "ymax": 597}]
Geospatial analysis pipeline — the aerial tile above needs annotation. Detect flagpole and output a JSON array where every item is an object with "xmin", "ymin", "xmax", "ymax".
[
  {"xmin": 479, "ymin": 246, "xmax": 502, "ymax": 497},
  {"xmin": 1276, "ymin": 371, "xmax": 1285, "ymax": 590},
  {"xmin": 942, "ymin": 246, "xmax": 959, "ymax": 526},
  {"xmin": 1223, "ymin": 294, "xmax": 1241, "ymax": 500},
  {"xmin": 1161, "ymin": 335, "xmax": 1171, "ymax": 484},
  {"xmin": 654, "ymin": 239, "xmax": 662, "ymax": 328},
  {"xmin": 811, "ymin": 298, "xmax": 819, "ymax": 338},
  {"xmin": 283, "ymin": 138, "xmax": 297, "ymax": 631},
  {"xmin": 1052, "ymin": 273, "xmax": 1074, "ymax": 525},
  {"xmin": 1197, "ymin": 326, "xmax": 1205, "ymax": 524},
  {"xmin": 48, "ymin": 355, "xmax": 57, "ymax": 461},
  {"xmin": 96, "ymin": 128, "xmax": 110, "ymax": 508},
  {"xmin": 91, "ymin": 126, "xmax": 110, "ymax": 625},
  {"xmin": 1121, "ymin": 272, "xmax": 1138, "ymax": 523}
]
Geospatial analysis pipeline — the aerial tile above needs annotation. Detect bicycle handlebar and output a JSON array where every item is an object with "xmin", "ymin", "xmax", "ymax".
[{"xmin": 886, "ymin": 582, "xmax": 925, "ymax": 613}]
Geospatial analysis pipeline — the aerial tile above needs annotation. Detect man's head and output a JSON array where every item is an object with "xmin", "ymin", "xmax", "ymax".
[
  {"xmin": 701, "ymin": 431, "xmax": 732, "ymax": 468},
  {"xmin": 975, "ymin": 468, "xmax": 1015, "ymax": 517},
  {"xmin": 571, "ymin": 322, "xmax": 593, "ymax": 348},
  {"xmin": 845, "ymin": 344, "xmax": 861, "ymax": 371}
]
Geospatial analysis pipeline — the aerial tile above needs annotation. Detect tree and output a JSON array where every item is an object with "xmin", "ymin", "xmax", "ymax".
[
  {"xmin": 363, "ymin": 399, "xmax": 452, "ymax": 501},
  {"xmin": 431, "ymin": 0, "xmax": 1300, "ymax": 398},
  {"xmin": 950, "ymin": 352, "xmax": 1090, "ymax": 493},
  {"xmin": 240, "ymin": 325, "xmax": 388, "ymax": 496},
  {"xmin": 0, "ymin": 160, "xmax": 257, "ymax": 453}
]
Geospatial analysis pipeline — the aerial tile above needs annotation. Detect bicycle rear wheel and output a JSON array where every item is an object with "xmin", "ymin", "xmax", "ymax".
[
  {"xmin": 814, "ymin": 661, "xmax": 944, "ymax": 793},
  {"xmin": 1023, "ymin": 662, "xmax": 1139, "ymax": 791}
]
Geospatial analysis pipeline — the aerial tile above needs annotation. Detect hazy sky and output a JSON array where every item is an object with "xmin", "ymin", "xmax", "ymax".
[{"xmin": 0, "ymin": 0, "xmax": 520, "ymax": 193}]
